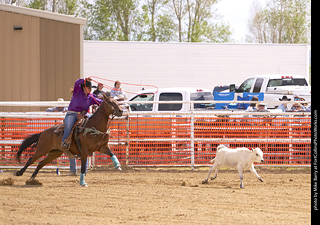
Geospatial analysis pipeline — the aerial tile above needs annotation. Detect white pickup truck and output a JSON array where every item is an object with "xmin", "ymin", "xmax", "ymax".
[
  {"xmin": 127, "ymin": 88, "xmax": 214, "ymax": 113},
  {"xmin": 233, "ymin": 74, "xmax": 311, "ymax": 108}
]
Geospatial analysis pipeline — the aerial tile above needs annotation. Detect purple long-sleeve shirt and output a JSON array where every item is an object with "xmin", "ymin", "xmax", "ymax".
[{"xmin": 68, "ymin": 79, "xmax": 102, "ymax": 112}]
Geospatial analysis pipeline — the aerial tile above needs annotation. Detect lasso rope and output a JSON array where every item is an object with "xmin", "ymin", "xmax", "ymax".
[{"xmin": 83, "ymin": 76, "xmax": 159, "ymax": 105}]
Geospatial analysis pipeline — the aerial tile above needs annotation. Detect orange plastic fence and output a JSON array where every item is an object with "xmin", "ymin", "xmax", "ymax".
[
  {"xmin": 0, "ymin": 118, "xmax": 63, "ymax": 167},
  {"xmin": 0, "ymin": 114, "xmax": 311, "ymax": 168}
]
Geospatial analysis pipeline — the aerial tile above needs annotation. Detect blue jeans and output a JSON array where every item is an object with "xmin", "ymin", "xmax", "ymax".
[
  {"xmin": 69, "ymin": 158, "xmax": 88, "ymax": 173},
  {"xmin": 62, "ymin": 112, "xmax": 78, "ymax": 143}
]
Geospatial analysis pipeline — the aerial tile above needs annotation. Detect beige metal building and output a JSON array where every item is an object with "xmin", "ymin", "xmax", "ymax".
[{"xmin": 0, "ymin": 4, "xmax": 86, "ymax": 111}]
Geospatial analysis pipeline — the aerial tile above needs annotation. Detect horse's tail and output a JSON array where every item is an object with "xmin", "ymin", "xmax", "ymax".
[{"xmin": 17, "ymin": 132, "xmax": 42, "ymax": 163}]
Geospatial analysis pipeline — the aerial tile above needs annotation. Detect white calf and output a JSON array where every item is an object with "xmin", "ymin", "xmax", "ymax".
[{"xmin": 202, "ymin": 144, "xmax": 264, "ymax": 188}]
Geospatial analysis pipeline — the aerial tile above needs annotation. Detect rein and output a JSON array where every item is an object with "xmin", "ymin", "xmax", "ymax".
[
  {"xmin": 106, "ymin": 114, "xmax": 116, "ymax": 133},
  {"xmin": 95, "ymin": 114, "xmax": 116, "ymax": 149},
  {"xmin": 84, "ymin": 92, "xmax": 121, "ymax": 150}
]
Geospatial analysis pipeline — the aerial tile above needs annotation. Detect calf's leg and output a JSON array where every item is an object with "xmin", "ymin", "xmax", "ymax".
[
  {"xmin": 250, "ymin": 164, "xmax": 263, "ymax": 182},
  {"xmin": 237, "ymin": 165, "xmax": 244, "ymax": 188},
  {"xmin": 202, "ymin": 164, "xmax": 218, "ymax": 184},
  {"xmin": 210, "ymin": 168, "xmax": 218, "ymax": 180}
]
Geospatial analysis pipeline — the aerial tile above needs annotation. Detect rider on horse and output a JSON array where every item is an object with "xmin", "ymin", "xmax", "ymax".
[{"xmin": 62, "ymin": 77, "xmax": 121, "ymax": 169}]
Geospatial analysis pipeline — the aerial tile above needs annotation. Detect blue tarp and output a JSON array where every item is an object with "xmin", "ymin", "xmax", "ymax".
[
  {"xmin": 213, "ymin": 92, "xmax": 235, "ymax": 109},
  {"xmin": 238, "ymin": 92, "xmax": 264, "ymax": 109}
]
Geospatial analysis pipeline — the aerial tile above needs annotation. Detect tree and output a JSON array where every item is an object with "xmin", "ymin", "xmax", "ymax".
[
  {"xmin": 78, "ymin": 0, "xmax": 95, "ymax": 40},
  {"xmin": 24, "ymin": 0, "xmax": 231, "ymax": 42},
  {"xmin": 58, "ymin": 0, "xmax": 78, "ymax": 15},
  {"xmin": 28, "ymin": 0, "xmax": 48, "ymax": 10},
  {"xmin": 27, "ymin": 0, "xmax": 78, "ymax": 14},
  {"xmin": 170, "ymin": 0, "xmax": 231, "ymax": 42},
  {"xmin": 172, "ymin": 0, "xmax": 186, "ymax": 42},
  {"xmin": 144, "ymin": 0, "xmax": 160, "ymax": 41},
  {"xmin": 142, "ymin": 0, "xmax": 176, "ymax": 42},
  {"xmin": 246, "ymin": 0, "xmax": 311, "ymax": 44},
  {"xmin": 185, "ymin": 0, "xmax": 231, "ymax": 42},
  {"xmin": 80, "ymin": 0, "xmax": 142, "ymax": 41},
  {"xmin": 80, "ymin": 0, "xmax": 116, "ymax": 40},
  {"xmin": 111, "ymin": 0, "xmax": 138, "ymax": 41}
]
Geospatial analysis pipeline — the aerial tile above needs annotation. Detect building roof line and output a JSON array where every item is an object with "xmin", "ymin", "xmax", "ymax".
[{"xmin": 0, "ymin": 3, "xmax": 86, "ymax": 25}]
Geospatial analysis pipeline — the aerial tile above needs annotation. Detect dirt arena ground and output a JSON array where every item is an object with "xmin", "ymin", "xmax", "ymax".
[{"xmin": 0, "ymin": 167, "xmax": 311, "ymax": 225}]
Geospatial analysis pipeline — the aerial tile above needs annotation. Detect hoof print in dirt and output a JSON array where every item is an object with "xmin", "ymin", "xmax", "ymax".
[
  {"xmin": 0, "ymin": 178, "xmax": 14, "ymax": 186},
  {"xmin": 25, "ymin": 179, "xmax": 42, "ymax": 186}
]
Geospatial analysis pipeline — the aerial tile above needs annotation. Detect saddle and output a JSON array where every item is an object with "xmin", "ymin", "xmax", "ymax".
[{"xmin": 54, "ymin": 116, "xmax": 89, "ymax": 157}]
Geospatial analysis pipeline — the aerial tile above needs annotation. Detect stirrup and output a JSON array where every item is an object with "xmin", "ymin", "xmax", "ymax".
[{"xmin": 61, "ymin": 141, "xmax": 70, "ymax": 150}]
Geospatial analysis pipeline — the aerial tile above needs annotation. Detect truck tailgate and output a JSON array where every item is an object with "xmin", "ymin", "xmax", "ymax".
[{"xmin": 266, "ymin": 86, "xmax": 311, "ymax": 96}]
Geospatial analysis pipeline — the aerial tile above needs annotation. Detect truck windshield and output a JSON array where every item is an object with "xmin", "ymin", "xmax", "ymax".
[
  {"xmin": 237, "ymin": 78, "xmax": 254, "ymax": 93},
  {"xmin": 267, "ymin": 78, "xmax": 308, "ymax": 87},
  {"xmin": 129, "ymin": 93, "xmax": 154, "ymax": 111},
  {"xmin": 191, "ymin": 92, "xmax": 214, "ymax": 108}
]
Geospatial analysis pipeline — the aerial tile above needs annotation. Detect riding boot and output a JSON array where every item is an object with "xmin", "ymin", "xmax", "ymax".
[{"xmin": 111, "ymin": 155, "xmax": 121, "ymax": 170}]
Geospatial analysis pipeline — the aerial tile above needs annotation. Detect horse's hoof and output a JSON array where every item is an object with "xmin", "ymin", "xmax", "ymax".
[{"xmin": 14, "ymin": 171, "xmax": 22, "ymax": 176}]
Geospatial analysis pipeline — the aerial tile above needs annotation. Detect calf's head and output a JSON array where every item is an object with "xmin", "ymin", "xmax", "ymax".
[{"xmin": 251, "ymin": 148, "xmax": 264, "ymax": 163}]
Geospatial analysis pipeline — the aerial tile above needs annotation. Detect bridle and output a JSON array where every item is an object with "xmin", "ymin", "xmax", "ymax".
[
  {"xmin": 95, "ymin": 98, "xmax": 122, "ymax": 148},
  {"xmin": 99, "ymin": 98, "xmax": 122, "ymax": 116}
]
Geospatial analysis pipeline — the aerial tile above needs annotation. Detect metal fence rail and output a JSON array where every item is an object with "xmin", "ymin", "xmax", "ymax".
[{"xmin": 0, "ymin": 110, "xmax": 311, "ymax": 169}]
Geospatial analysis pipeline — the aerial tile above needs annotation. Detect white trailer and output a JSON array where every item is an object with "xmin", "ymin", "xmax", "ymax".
[{"xmin": 84, "ymin": 41, "xmax": 310, "ymax": 97}]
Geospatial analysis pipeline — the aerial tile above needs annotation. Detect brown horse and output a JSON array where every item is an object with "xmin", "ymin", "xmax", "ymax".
[{"xmin": 15, "ymin": 95, "xmax": 123, "ymax": 186}]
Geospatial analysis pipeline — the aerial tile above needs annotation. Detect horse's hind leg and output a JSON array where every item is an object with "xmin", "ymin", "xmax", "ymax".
[
  {"xmin": 30, "ymin": 150, "xmax": 63, "ymax": 179},
  {"xmin": 15, "ymin": 151, "xmax": 46, "ymax": 176},
  {"xmin": 15, "ymin": 157, "xmax": 33, "ymax": 176}
]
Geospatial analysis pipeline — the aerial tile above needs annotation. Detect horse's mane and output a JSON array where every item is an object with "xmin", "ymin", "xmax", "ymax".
[
  {"xmin": 88, "ymin": 98, "xmax": 108, "ymax": 120},
  {"xmin": 88, "ymin": 96, "xmax": 118, "ymax": 121}
]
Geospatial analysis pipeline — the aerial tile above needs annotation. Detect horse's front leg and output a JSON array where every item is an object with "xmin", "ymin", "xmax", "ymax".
[
  {"xmin": 80, "ymin": 155, "xmax": 88, "ymax": 187},
  {"xmin": 99, "ymin": 145, "xmax": 122, "ymax": 170}
]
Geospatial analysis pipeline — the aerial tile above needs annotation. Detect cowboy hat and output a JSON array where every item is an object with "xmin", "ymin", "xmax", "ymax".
[
  {"xmin": 81, "ymin": 80, "xmax": 93, "ymax": 89},
  {"xmin": 279, "ymin": 96, "xmax": 291, "ymax": 101},
  {"xmin": 256, "ymin": 102, "xmax": 267, "ymax": 107}
]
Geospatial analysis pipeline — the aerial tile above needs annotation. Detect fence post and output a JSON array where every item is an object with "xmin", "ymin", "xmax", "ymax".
[
  {"xmin": 126, "ymin": 114, "xmax": 130, "ymax": 166},
  {"xmin": 190, "ymin": 103, "xmax": 195, "ymax": 170},
  {"xmin": 289, "ymin": 114, "xmax": 293, "ymax": 164},
  {"xmin": 92, "ymin": 152, "xmax": 95, "ymax": 168}
]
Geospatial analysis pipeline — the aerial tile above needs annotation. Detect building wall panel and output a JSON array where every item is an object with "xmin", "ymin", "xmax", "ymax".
[
  {"xmin": 0, "ymin": 4, "xmax": 84, "ymax": 112},
  {"xmin": 0, "ymin": 11, "xmax": 41, "ymax": 111},
  {"xmin": 84, "ymin": 41, "xmax": 310, "ymax": 97},
  {"xmin": 40, "ymin": 19, "xmax": 80, "ymax": 102}
]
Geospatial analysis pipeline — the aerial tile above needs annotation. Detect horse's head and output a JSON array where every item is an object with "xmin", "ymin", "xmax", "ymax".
[{"xmin": 101, "ymin": 94, "xmax": 123, "ymax": 117}]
